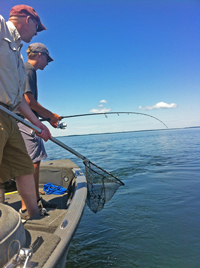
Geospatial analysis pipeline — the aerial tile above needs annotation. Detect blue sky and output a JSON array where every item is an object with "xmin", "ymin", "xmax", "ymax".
[{"xmin": 1, "ymin": 0, "xmax": 199, "ymax": 136}]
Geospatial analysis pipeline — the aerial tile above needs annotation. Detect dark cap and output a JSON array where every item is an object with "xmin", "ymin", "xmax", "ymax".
[
  {"xmin": 27, "ymin": 43, "xmax": 54, "ymax": 62},
  {"xmin": 9, "ymin": 5, "xmax": 46, "ymax": 32}
]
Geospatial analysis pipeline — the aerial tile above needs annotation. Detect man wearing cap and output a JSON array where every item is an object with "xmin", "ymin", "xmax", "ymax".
[
  {"xmin": 0, "ymin": 5, "xmax": 51, "ymax": 219},
  {"xmin": 18, "ymin": 43, "xmax": 62, "ymax": 216}
]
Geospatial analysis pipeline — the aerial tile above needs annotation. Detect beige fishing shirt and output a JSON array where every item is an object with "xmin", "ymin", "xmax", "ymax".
[{"xmin": 0, "ymin": 15, "xmax": 27, "ymax": 111}]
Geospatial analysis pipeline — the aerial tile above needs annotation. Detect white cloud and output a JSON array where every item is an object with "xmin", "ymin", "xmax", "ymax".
[
  {"xmin": 90, "ymin": 108, "xmax": 111, "ymax": 113},
  {"xmin": 89, "ymin": 99, "xmax": 110, "ymax": 113},
  {"xmin": 100, "ymin": 100, "xmax": 107, "ymax": 104},
  {"xmin": 139, "ymin": 102, "xmax": 177, "ymax": 110}
]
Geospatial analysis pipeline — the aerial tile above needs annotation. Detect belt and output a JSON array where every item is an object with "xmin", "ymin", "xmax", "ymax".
[{"xmin": 0, "ymin": 102, "xmax": 11, "ymax": 110}]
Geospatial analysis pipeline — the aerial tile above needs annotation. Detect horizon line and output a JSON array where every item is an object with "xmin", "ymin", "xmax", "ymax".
[{"xmin": 53, "ymin": 125, "xmax": 200, "ymax": 139}]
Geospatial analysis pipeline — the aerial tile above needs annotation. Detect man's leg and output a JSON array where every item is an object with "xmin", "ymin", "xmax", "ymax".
[
  {"xmin": 34, "ymin": 161, "xmax": 40, "ymax": 200},
  {"xmin": 0, "ymin": 113, "xmax": 39, "ymax": 217},
  {"xmin": 21, "ymin": 161, "xmax": 40, "ymax": 211},
  {"xmin": 16, "ymin": 174, "xmax": 39, "ymax": 217}
]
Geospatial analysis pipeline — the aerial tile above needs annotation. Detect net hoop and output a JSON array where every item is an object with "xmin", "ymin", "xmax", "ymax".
[{"xmin": 83, "ymin": 160, "xmax": 124, "ymax": 186}]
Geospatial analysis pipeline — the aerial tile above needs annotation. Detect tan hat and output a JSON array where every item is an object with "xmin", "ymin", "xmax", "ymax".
[{"xmin": 9, "ymin": 5, "xmax": 46, "ymax": 32}]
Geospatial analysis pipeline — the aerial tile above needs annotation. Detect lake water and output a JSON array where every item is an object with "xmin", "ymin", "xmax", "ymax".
[{"xmin": 44, "ymin": 127, "xmax": 200, "ymax": 268}]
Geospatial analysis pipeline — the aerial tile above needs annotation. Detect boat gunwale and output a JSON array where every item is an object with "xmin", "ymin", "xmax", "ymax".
[{"xmin": 41, "ymin": 167, "xmax": 87, "ymax": 268}]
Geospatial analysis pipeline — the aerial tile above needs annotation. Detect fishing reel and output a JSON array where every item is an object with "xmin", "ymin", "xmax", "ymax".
[
  {"xmin": 56, "ymin": 121, "xmax": 67, "ymax": 129},
  {"xmin": 39, "ymin": 118, "xmax": 67, "ymax": 129}
]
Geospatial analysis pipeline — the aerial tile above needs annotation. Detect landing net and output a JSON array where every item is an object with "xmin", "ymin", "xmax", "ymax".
[{"xmin": 84, "ymin": 161, "xmax": 124, "ymax": 213}]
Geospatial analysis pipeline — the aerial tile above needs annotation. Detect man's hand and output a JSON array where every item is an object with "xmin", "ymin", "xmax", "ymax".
[
  {"xmin": 50, "ymin": 113, "xmax": 62, "ymax": 128},
  {"xmin": 35, "ymin": 121, "xmax": 52, "ymax": 141}
]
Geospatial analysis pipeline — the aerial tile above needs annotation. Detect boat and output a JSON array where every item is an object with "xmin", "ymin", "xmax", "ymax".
[{"xmin": 0, "ymin": 158, "xmax": 87, "ymax": 268}]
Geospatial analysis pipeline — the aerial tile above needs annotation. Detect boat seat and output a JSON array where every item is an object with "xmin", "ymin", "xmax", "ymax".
[{"xmin": 0, "ymin": 204, "xmax": 26, "ymax": 267}]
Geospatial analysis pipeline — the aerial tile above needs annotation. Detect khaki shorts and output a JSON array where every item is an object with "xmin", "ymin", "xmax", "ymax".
[{"xmin": 0, "ymin": 110, "xmax": 34, "ymax": 183}]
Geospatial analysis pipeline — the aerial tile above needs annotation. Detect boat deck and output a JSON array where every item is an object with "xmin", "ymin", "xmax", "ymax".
[{"xmin": 1, "ymin": 159, "xmax": 87, "ymax": 268}]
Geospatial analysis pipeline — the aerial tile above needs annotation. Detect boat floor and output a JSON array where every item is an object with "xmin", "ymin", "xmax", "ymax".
[{"xmin": 5, "ymin": 186, "xmax": 69, "ymax": 213}]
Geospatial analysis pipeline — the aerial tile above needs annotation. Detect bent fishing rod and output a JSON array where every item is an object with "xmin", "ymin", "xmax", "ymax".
[
  {"xmin": 40, "ymin": 111, "xmax": 168, "ymax": 129},
  {"xmin": 0, "ymin": 105, "xmax": 124, "ymax": 186}
]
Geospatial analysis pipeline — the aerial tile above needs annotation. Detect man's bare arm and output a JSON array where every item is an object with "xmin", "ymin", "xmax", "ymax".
[{"xmin": 17, "ymin": 97, "xmax": 52, "ymax": 141}]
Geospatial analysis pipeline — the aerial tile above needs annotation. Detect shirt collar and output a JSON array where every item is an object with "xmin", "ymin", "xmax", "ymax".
[{"xmin": 6, "ymin": 21, "xmax": 23, "ymax": 49}]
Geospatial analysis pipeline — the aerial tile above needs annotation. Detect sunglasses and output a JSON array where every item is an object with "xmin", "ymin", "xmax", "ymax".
[{"xmin": 30, "ymin": 17, "xmax": 39, "ymax": 31}]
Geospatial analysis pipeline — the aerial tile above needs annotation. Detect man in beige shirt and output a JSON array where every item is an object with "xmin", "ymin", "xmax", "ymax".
[{"xmin": 0, "ymin": 5, "xmax": 51, "ymax": 220}]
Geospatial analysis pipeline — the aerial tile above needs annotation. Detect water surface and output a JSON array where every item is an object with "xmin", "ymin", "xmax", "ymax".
[{"xmin": 45, "ymin": 127, "xmax": 200, "ymax": 267}]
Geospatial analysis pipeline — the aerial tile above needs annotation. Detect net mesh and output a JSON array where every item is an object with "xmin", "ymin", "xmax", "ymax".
[{"xmin": 84, "ymin": 161, "xmax": 124, "ymax": 213}]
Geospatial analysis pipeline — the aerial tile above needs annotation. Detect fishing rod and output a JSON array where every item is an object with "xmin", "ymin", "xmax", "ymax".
[
  {"xmin": 40, "ymin": 111, "xmax": 168, "ymax": 129},
  {"xmin": 0, "ymin": 105, "xmax": 124, "ymax": 187}
]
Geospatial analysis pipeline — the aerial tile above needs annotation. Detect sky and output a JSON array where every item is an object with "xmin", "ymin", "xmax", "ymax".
[{"xmin": 1, "ymin": 0, "xmax": 199, "ymax": 136}]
